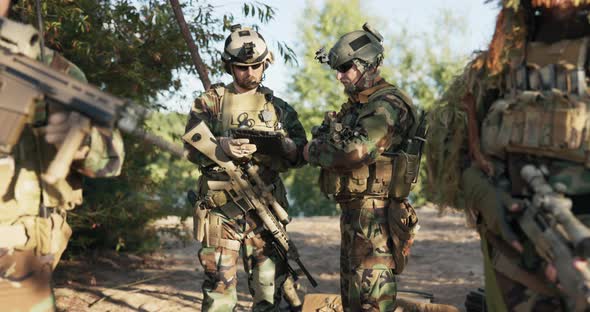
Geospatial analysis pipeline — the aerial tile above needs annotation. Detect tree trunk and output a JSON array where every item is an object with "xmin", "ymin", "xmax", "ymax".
[{"xmin": 169, "ymin": 0, "xmax": 212, "ymax": 90}]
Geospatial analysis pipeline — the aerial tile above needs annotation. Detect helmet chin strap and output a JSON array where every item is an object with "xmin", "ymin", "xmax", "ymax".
[{"xmin": 345, "ymin": 64, "xmax": 380, "ymax": 97}]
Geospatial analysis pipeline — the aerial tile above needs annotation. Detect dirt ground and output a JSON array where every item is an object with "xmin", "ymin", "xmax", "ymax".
[{"xmin": 54, "ymin": 205, "xmax": 484, "ymax": 311}]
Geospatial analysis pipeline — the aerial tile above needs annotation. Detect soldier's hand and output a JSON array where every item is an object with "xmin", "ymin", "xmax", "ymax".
[
  {"xmin": 219, "ymin": 137, "xmax": 257, "ymax": 159},
  {"xmin": 45, "ymin": 112, "xmax": 90, "ymax": 160},
  {"xmin": 303, "ymin": 142, "xmax": 311, "ymax": 162},
  {"xmin": 281, "ymin": 137, "xmax": 297, "ymax": 162}
]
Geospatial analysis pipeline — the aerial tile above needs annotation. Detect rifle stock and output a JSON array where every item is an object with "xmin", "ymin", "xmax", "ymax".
[{"xmin": 183, "ymin": 120, "xmax": 318, "ymax": 287}]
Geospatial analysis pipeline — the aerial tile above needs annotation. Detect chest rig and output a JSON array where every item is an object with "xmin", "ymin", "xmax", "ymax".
[
  {"xmin": 217, "ymin": 87, "xmax": 285, "ymax": 136},
  {"xmin": 195, "ymin": 86, "xmax": 291, "ymax": 225},
  {"xmin": 481, "ymin": 36, "xmax": 590, "ymax": 167},
  {"xmin": 319, "ymin": 83, "xmax": 418, "ymax": 200}
]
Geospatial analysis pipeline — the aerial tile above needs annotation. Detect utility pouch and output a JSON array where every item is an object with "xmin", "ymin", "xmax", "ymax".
[
  {"xmin": 319, "ymin": 169, "xmax": 342, "ymax": 196},
  {"xmin": 47, "ymin": 212, "xmax": 72, "ymax": 269},
  {"xmin": 389, "ymin": 153, "xmax": 418, "ymax": 199},
  {"xmin": 344, "ymin": 165, "xmax": 370, "ymax": 194},
  {"xmin": 387, "ymin": 200, "xmax": 418, "ymax": 274}
]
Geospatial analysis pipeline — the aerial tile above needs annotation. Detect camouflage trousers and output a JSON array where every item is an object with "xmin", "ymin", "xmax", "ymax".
[
  {"xmin": 339, "ymin": 198, "xmax": 397, "ymax": 312},
  {"xmin": 0, "ymin": 212, "xmax": 71, "ymax": 312},
  {"xmin": 198, "ymin": 210, "xmax": 288, "ymax": 312}
]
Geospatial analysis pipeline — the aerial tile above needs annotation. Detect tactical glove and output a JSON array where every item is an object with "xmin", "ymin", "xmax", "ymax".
[
  {"xmin": 45, "ymin": 112, "xmax": 90, "ymax": 160},
  {"xmin": 218, "ymin": 137, "xmax": 257, "ymax": 159},
  {"xmin": 281, "ymin": 137, "xmax": 297, "ymax": 162}
]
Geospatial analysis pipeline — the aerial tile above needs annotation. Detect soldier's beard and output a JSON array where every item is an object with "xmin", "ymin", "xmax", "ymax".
[
  {"xmin": 235, "ymin": 75, "xmax": 261, "ymax": 91},
  {"xmin": 343, "ymin": 69, "xmax": 379, "ymax": 96}
]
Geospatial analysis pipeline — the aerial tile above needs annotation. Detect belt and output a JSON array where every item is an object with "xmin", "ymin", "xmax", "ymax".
[{"xmin": 338, "ymin": 198, "xmax": 389, "ymax": 209}]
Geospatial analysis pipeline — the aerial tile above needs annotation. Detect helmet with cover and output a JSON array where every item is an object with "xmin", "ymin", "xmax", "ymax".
[
  {"xmin": 222, "ymin": 24, "xmax": 273, "ymax": 74},
  {"xmin": 326, "ymin": 23, "xmax": 384, "ymax": 73}
]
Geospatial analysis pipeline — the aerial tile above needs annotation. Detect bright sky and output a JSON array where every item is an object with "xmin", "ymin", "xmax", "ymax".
[{"xmin": 166, "ymin": 0, "xmax": 500, "ymax": 112}]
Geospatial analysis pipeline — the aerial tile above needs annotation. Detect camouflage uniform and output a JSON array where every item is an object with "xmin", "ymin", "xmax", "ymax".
[
  {"xmin": 308, "ymin": 76, "xmax": 418, "ymax": 311},
  {"xmin": 428, "ymin": 1, "xmax": 590, "ymax": 311},
  {"xmin": 185, "ymin": 83, "xmax": 307, "ymax": 311},
  {"xmin": 0, "ymin": 44, "xmax": 124, "ymax": 312}
]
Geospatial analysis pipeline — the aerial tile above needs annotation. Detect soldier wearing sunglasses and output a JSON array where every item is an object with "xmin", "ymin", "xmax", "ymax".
[
  {"xmin": 305, "ymin": 23, "xmax": 419, "ymax": 311},
  {"xmin": 183, "ymin": 24, "xmax": 307, "ymax": 312}
]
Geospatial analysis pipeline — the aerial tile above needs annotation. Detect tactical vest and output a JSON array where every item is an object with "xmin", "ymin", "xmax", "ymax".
[
  {"xmin": 319, "ymin": 84, "xmax": 418, "ymax": 200},
  {"xmin": 197, "ymin": 85, "xmax": 290, "ymax": 215},
  {"xmin": 481, "ymin": 37, "xmax": 590, "ymax": 167},
  {"xmin": 218, "ymin": 87, "xmax": 286, "ymax": 136}
]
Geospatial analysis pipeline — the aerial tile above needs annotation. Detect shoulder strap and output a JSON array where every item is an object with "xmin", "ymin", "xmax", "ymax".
[
  {"xmin": 370, "ymin": 83, "xmax": 418, "ymax": 136},
  {"xmin": 203, "ymin": 83, "xmax": 226, "ymax": 118}
]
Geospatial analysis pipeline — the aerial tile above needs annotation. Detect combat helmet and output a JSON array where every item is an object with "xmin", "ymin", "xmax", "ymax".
[
  {"xmin": 324, "ymin": 23, "xmax": 384, "ymax": 73},
  {"xmin": 222, "ymin": 24, "xmax": 273, "ymax": 74}
]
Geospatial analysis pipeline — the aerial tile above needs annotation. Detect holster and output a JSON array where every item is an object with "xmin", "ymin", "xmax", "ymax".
[
  {"xmin": 387, "ymin": 199, "xmax": 419, "ymax": 274},
  {"xmin": 193, "ymin": 199, "xmax": 209, "ymax": 242}
]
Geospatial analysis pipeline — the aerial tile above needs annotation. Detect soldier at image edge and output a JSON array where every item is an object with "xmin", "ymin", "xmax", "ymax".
[
  {"xmin": 304, "ymin": 23, "xmax": 421, "ymax": 311},
  {"xmin": 183, "ymin": 24, "xmax": 308, "ymax": 312},
  {"xmin": 426, "ymin": 1, "xmax": 590, "ymax": 311},
  {"xmin": 0, "ymin": 0, "xmax": 125, "ymax": 311}
]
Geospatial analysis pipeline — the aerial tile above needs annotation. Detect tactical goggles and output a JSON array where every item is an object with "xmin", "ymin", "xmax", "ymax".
[
  {"xmin": 335, "ymin": 61, "xmax": 354, "ymax": 73},
  {"xmin": 234, "ymin": 63, "xmax": 263, "ymax": 71}
]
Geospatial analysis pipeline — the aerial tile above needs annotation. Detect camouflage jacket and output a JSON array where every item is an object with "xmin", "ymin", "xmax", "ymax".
[
  {"xmin": 184, "ymin": 83, "xmax": 307, "ymax": 178},
  {"xmin": 308, "ymin": 79, "xmax": 414, "ymax": 171},
  {"xmin": 0, "ymin": 49, "xmax": 124, "ymax": 221}
]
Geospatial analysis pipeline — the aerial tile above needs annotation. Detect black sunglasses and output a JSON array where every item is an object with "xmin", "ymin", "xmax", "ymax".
[
  {"xmin": 234, "ymin": 63, "xmax": 263, "ymax": 71},
  {"xmin": 335, "ymin": 61, "xmax": 354, "ymax": 73}
]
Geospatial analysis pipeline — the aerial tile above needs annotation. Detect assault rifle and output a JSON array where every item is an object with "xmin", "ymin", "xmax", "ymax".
[
  {"xmin": 518, "ymin": 165, "xmax": 590, "ymax": 311},
  {"xmin": 0, "ymin": 17, "xmax": 183, "ymax": 184},
  {"xmin": 183, "ymin": 120, "xmax": 318, "ymax": 287}
]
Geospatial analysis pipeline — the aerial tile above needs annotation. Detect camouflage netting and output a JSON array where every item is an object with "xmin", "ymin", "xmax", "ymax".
[
  {"xmin": 498, "ymin": 0, "xmax": 590, "ymax": 10},
  {"xmin": 425, "ymin": 3, "xmax": 527, "ymax": 210},
  {"xmin": 424, "ymin": 57, "xmax": 487, "ymax": 210}
]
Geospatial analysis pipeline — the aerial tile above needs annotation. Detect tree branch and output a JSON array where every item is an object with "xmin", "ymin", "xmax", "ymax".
[{"xmin": 169, "ymin": 0, "xmax": 211, "ymax": 90}]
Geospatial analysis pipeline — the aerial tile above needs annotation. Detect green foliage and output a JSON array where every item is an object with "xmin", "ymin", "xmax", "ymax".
[
  {"xmin": 145, "ymin": 112, "xmax": 200, "ymax": 215},
  {"xmin": 285, "ymin": 1, "xmax": 468, "ymax": 214}
]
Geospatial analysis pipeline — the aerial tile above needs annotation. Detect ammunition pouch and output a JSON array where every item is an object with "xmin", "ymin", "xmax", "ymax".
[
  {"xmin": 319, "ymin": 169, "xmax": 341, "ymax": 196},
  {"xmin": 319, "ymin": 153, "xmax": 416, "ymax": 200},
  {"xmin": 481, "ymin": 36, "xmax": 590, "ymax": 166},
  {"xmin": 509, "ymin": 37, "xmax": 588, "ymax": 96},
  {"xmin": 387, "ymin": 200, "xmax": 418, "ymax": 274},
  {"xmin": 12, "ymin": 211, "xmax": 72, "ymax": 269},
  {"xmin": 481, "ymin": 90, "xmax": 590, "ymax": 166}
]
